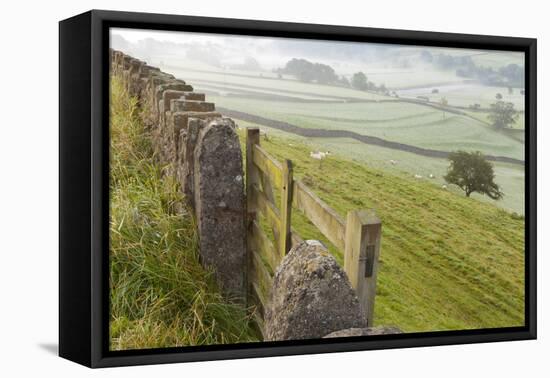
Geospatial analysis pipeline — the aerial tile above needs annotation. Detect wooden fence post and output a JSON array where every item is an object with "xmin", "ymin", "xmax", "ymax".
[
  {"xmin": 344, "ymin": 209, "xmax": 382, "ymax": 326},
  {"xmin": 246, "ymin": 128, "xmax": 261, "ymax": 307},
  {"xmin": 279, "ymin": 159, "xmax": 293, "ymax": 257}
]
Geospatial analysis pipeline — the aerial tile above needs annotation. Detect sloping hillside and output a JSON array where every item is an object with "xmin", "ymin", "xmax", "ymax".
[{"xmin": 237, "ymin": 127, "xmax": 525, "ymax": 332}]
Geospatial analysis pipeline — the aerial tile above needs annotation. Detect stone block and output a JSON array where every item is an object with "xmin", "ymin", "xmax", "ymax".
[
  {"xmin": 193, "ymin": 118, "xmax": 246, "ymax": 301},
  {"xmin": 264, "ymin": 240, "xmax": 367, "ymax": 341}
]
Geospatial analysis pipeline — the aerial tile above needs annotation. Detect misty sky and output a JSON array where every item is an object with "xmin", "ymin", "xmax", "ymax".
[{"xmin": 111, "ymin": 28, "xmax": 524, "ymax": 75}]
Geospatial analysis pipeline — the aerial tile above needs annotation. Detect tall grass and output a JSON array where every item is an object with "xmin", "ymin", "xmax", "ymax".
[{"xmin": 109, "ymin": 77, "xmax": 258, "ymax": 350}]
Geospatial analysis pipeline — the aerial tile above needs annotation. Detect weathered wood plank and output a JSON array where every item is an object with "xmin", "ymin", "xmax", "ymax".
[
  {"xmin": 279, "ymin": 160, "xmax": 293, "ymax": 257},
  {"xmin": 344, "ymin": 209, "xmax": 382, "ymax": 327},
  {"xmin": 293, "ymin": 180, "xmax": 347, "ymax": 252},
  {"xmin": 251, "ymin": 282, "xmax": 268, "ymax": 311},
  {"xmin": 246, "ymin": 129, "xmax": 261, "ymax": 217},
  {"xmin": 258, "ymin": 168, "xmax": 281, "ymax": 254},
  {"xmin": 249, "ymin": 249, "xmax": 273, "ymax": 308},
  {"xmin": 252, "ymin": 144, "xmax": 283, "ymax": 188},
  {"xmin": 251, "ymin": 184, "xmax": 281, "ymax": 235},
  {"xmin": 248, "ymin": 220, "xmax": 280, "ymax": 271},
  {"xmin": 245, "ymin": 128, "xmax": 261, "ymax": 310},
  {"xmin": 252, "ymin": 310, "xmax": 266, "ymax": 339}
]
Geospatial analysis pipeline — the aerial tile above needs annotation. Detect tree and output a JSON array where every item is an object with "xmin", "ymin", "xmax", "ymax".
[
  {"xmin": 281, "ymin": 58, "xmax": 316, "ymax": 82},
  {"xmin": 488, "ymin": 101, "xmax": 518, "ymax": 129},
  {"xmin": 495, "ymin": 93, "xmax": 503, "ymax": 100},
  {"xmin": 351, "ymin": 72, "xmax": 368, "ymax": 91},
  {"xmin": 279, "ymin": 58, "xmax": 338, "ymax": 84},
  {"xmin": 444, "ymin": 151, "xmax": 503, "ymax": 199}
]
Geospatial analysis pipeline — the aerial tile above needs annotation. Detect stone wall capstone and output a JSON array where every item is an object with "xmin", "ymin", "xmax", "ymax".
[
  {"xmin": 192, "ymin": 117, "xmax": 246, "ymax": 301},
  {"xmin": 264, "ymin": 240, "xmax": 368, "ymax": 341}
]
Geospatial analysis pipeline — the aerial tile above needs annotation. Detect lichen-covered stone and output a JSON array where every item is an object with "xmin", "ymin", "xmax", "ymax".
[
  {"xmin": 323, "ymin": 326, "xmax": 402, "ymax": 338},
  {"xmin": 176, "ymin": 113, "xmax": 221, "ymax": 205},
  {"xmin": 193, "ymin": 118, "xmax": 246, "ymax": 301},
  {"xmin": 171, "ymin": 99, "xmax": 215, "ymax": 112},
  {"xmin": 264, "ymin": 240, "xmax": 367, "ymax": 341}
]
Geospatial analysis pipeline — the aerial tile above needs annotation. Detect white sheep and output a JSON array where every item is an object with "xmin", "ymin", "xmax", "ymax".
[
  {"xmin": 442, "ymin": 184, "xmax": 448, "ymax": 189},
  {"xmin": 310, "ymin": 151, "xmax": 328, "ymax": 160},
  {"xmin": 310, "ymin": 151, "xmax": 328, "ymax": 168},
  {"xmin": 389, "ymin": 159, "xmax": 397, "ymax": 165},
  {"xmin": 428, "ymin": 173, "xmax": 435, "ymax": 179},
  {"xmin": 414, "ymin": 174, "xmax": 423, "ymax": 179}
]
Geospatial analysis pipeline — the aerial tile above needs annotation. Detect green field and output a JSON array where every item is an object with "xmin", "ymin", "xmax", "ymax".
[
  {"xmin": 397, "ymin": 83, "xmax": 525, "ymax": 111},
  {"xmin": 158, "ymin": 63, "xmax": 526, "ymax": 215},
  {"xmin": 234, "ymin": 119, "xmax": 524, "ymax": 215},
  {"xmin": 206, "ymin": 95, "xmax": 524, "ymax": 161},
  {"xmin": 168, "ymin": 66, "xmax": 390, "ymax": 101},
  {"xmin": 235, "ymin": 130, "xmax": 525, "ymax": 332}
]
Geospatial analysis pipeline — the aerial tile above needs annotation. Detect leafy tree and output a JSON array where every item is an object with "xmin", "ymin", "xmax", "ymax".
[
  {"xmin": 282, "ymin": 58, "xmax": 316, "ymax": 82},
  {"xmin": 351, "ymin": 72, "xmax": 368, "ymax": 91},
  {"xmin": 444, "ymin": 151, "xmax": 503, "ymax": 199},
  {"xmin": 279, "ymin": 58, "xmax": 338, "ymax": 84},
  {"xmin": 495, "ymin": 93, "xmax": 503, "ymax": 100},
  {"xmin": 313, "ymin": 62, "xmax": 338, "ymax": 84},
  {"xmin": 488, "ymin": 101, "xmax": 518, "ymax": 129}
]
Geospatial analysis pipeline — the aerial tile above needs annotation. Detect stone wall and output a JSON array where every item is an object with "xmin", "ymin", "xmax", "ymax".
[
  {"xmin": 110, "ymin": 49, "xmax": 399, "ymax": 339},
  {"xmin": 110, "ymin": 49, "xmax": 246, "ymax": 302}
]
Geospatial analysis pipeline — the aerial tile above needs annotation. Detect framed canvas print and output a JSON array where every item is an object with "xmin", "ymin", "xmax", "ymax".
[{"xmin": 59, "ymin": 10, "xmax": 536, "ymax": 368}]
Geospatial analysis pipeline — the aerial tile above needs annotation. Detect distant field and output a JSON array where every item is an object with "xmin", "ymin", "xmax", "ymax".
[
  {"xmin": 361, "ymin": 68, "xmax": 464, "ymax": 89},
  {"xmin": 470, "ymin": 51, "xmax": 525, "ymax": 69},
  {"xmin": 236, "ymin": 130, "xmax": 525, "ymax": 332},
  {"xmin": 169, "ymin": 66, "xmax": 390, "ymax": 101},
  {"xmin": 168, "ymin": 64, "xmax": 525, "ymax": 215},
  {"xmin": 206, "ymin": 95, "xmax": 524, "ymax": 161},
  {"xmin": 234, "ymin": 120, "xmax": 525, "ymax": 215},
  {"xmin": 397, "ymin": 83, "xmax": 525, "ymax": 111},
  {"xmin": 466, "ymin": 110, "xmax": 525, "ymax": 131}
]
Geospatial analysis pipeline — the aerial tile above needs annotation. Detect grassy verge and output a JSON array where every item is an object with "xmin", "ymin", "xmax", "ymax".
[
  {"xmin": 236, "ymin": 125, "xmax": 525, "ymax": 333},
  {"xmin": 109, "ymin": 77, "xmax": 258, "ymax": 350}
]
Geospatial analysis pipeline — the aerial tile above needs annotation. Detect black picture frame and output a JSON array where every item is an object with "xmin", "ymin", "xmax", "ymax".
[{"xmin": 59, "ymin": 9, "xmax": 537, "ymax": 368}]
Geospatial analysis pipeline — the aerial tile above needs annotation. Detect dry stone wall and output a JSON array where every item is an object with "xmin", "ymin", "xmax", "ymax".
[
  {"xmin": 110, "ymin": 49, "xmax": 400, "ymax": 339},
  {"xmin": 110, "ymin": 49, "xmax": 246, "ymax": 302}
]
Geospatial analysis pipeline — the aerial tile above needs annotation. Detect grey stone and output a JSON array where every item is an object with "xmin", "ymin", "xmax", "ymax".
[
  {"xmin": 323, "ymin": 326, "xmax": 402, "ymax": 338},
  {"xmin": 171, "ymin": 99, "xmax": 215, "ymax": 112},
  {"xmin": 193, "ymin": 118, "xmax": 246, "ymax": 301},
  {"xmin": 264, "ymin": 241, "xmax": 367, "ymax": 341},
  {"xmin": 181, "ymin": 92, "xmax": 206, "ymax": 101},
  {"xmin": 154, "ymin": 82, "xmax": 193, "ymax": 117},
  {"xmin": 175, "ymin": 112, "xmax": 221, "ymax": 204}
]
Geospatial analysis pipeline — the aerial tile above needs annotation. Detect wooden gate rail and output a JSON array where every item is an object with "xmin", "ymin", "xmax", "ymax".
[{"xmin": 245, "ymin": 127, "xmax": 381, "ymax": 329}]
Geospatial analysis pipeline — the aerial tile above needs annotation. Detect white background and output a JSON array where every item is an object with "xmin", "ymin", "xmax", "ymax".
[{"xmin": 0, "ymin": 0, "xmax": 546, "ymax": 376}]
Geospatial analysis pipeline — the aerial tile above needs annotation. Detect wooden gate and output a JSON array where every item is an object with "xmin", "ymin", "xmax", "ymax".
[{"xmin": 245, "ymin": 128, "xmax": 382, "ymax": 332}]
